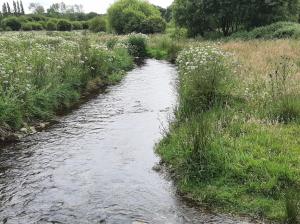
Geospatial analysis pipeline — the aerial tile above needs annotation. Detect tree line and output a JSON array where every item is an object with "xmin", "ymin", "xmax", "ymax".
[
  {"xmin": 173, "ymin": 0, "xmax": 300, "ymax": 36},
  {"xmin": 0, "ymin": 1, "xmax": 98, "ymax": 21},
  {"xmin": 1, "ymin": 1, "xmax": 25, "ymax": 16}
]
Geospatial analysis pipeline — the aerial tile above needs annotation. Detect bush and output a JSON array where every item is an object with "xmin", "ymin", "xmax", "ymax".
[
  {"xmin": 89, "ymin": 16, "xmax": 106, "ymax": 32},
  {"xmin": 126, "ymin": 34, "xmax": 147, "ymax": 58},
  {"xmin": 21, "ymin": 23, "xmax": 33, "ymax": 31},
  {"xmin": 17, "ymin": 16, "xmax": 29, "ymax": 23},
  {"xmin": 1, "ymin": 17, "xmax": 22, "ymax": 31},
  {"xmin": 107, "ymin": 0, "xmax": 162, "ymax": 34},
  {"xmin": 46, "ymin": 20, "xmax": 57, "ymax": 31},
  {"xmin": 122, "ymin": 8, "xmax": 146, "ymax": 34},
  {"xmin": 148, "ymin": 35, "xmax": 183, "ymax": 62},
  {"xmin": 72, "ymin": 21, "xmax": 83, "ymax": 30},
  {"xmin": 231, "ymin": 22, "xmax": 300, "ymax": 40},
  {"xmin": 141, "ymin": 16, "xmax": 166, "ymax": 34},
  {"xmin": 28, "ymin": 22, "xmax": 43, "ymax": 31},
  {"xmin": 39, "ymin": 21, "xmax": 47, "ymax": 29},
  {"xmin": 27, "ymin": 14, "xmax": 48, "ymax": 22},
  {"xmin": 57, "ymin": 19, "xmax": 72, "ymax": 31},
  {"xmin": 82, "ymin": 21, "xmax": 89, "ymax": 30},
  {"xmin": 167, "ymin": 27, "xmax": 188, "ymax": 40}
]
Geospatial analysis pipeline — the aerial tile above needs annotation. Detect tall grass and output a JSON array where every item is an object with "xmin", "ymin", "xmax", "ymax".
[
  {"xmin": 0, "ymin": 32, "xmax": 134, "ymax": 136},
  {"xmin": 147, "ymin": 35, "xmax": 184, "ymax": 62},
  {"xmin": 157, "ymin": 39, "xmax": 300, "ymax": 222}
]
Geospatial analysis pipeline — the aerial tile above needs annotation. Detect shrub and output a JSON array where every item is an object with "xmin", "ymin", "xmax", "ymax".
[
  {"xmin": 17, "ymin": 16, "xmax": 29, "ymax": 23},
  {"xmin": 57, "ymin": 19, "xmax": 72, "ymax": 31},
  {"xmin": 148, "ymin": 36, "xmax": 183, "ymax": 62},
  {"xmin": 72, "ymin": 21, "xmax": 83, "ymax": 30},
  {"xmin": 21, "ymin": 22, "xmax": 33, "ymax": 31},
  {"xmin": 82, "ymin": 21, "xmax": 89, "ymax": 30},
  {"xmin": 107, "ymin": 0, "xmax": 162, "ymax": 34},
  {"xmin": 29, "ymin": 22, "xmax": 43, "ymax": 31},
  {"xmin": 231, "ymin": 22, "xmax": 300, "ymax": 40},
  {"xmin": 89, "ymin": 16, "xmax": 106, "ymax": 32},
  {"xmin": 141, "ymin": 16, "xmax": 166, "ymax": 34},
  {"xmin": 39, "ymin": 21, "xmax": 47, "ymax": 29},
  {"xmin": 126, "ymin": 34, "xmax": 147, "ymax": 58},
  {"xmin": 167, "ymin": 27, "xmax": 188, "ymax": 40},
  {"xmin": 46, "ymin": 20, "xmax": 57, "ymax": 31},
  {"xmin": 27, "ymin": 14, "xmax": 47, "ymax": 22},
  {"xmin": 1, "ymin": 17, "xmax": 22, "ymax": 31}
]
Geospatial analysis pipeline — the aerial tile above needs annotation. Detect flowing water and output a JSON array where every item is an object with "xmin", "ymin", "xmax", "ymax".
[{"xmin": 0, "ymin": 60, "xmax": 251, "ymax": 224}]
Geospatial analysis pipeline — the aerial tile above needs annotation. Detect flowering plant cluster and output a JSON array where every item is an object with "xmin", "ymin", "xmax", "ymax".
[
  {"xmin": 0, "ymin": 32, "xmax": 134, "ymax": 129},
  {"xmin": 176, "ymin": 44, "xmax": 230, "ymax": 76}
]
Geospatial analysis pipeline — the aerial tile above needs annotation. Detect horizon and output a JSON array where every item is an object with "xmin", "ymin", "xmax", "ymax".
[{"xmin": 0, "ymin": 0, "xmax": 173, "ymax": 14}]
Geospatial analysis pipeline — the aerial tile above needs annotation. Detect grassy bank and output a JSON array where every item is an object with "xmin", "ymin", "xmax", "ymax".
[
  {"xmin": 0, "ymin": 31, "xmax": 138, "ymax": 141},
  {"xmin": 156, "ymin": 39, "xmax": 300, "ymax": 222}
]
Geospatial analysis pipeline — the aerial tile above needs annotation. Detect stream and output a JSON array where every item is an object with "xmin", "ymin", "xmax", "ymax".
[{"xmin": 0, "ymin": 60, "xmax": 251, "ymax": 224}]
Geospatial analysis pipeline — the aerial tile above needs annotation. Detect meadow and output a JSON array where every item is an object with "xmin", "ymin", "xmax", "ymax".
[{"xmin": 156, "ymin": 38, "xmax": 300, "ymax": 223}]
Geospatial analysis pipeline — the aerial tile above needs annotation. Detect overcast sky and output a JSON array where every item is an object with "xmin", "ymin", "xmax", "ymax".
[{"xmin": 0, "ymin": 0, "xmax": 173, "ymax": 14}]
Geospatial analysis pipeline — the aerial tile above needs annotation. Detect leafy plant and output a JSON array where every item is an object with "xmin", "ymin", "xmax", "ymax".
[
  {"xmin": 126, "ymin": 34, "xmax": 148, "ymax": 58},
  {"xmin": 89, "ymin": 16, "xmax": 106, "ymax": 32},
  {"xmin": 57, "ymin": 19, "xmax": 72, "ymax": 31}
]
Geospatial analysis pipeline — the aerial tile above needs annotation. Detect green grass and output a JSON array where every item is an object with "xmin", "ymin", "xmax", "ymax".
[
  {"xmin": 156, "ymin": 43, "xmax": 300, "ymax": 222},
  {"xmin": 0, "ymin": 32, "xmax": 134, "ymax": 136}
]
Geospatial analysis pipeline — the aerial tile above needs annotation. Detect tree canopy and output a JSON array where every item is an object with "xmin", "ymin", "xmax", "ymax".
[
  {"xmin": 173, "ymin": 0, "xmax": 300, "ymax": 36},
  {"xmin": 107, "ymin": 0, "xmax": 166, "ymax": 34}
]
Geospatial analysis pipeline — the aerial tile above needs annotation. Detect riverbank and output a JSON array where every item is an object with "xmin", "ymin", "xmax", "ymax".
[
  {"xmin": 156, "ymin": 39, "xmax": 300, "ymax": 223},
  {"xmin": 1, "ymin": 31, "xmax": 299, "ymax": 222},
  {"xmin": 0, "ymin": 31, "xmax": 137, "ymax": 144}
]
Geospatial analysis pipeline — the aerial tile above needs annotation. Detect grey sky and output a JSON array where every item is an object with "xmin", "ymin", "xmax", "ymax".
[{"xmin": 0, "ymin": 0, "xmax": 173, "ymax": 13}]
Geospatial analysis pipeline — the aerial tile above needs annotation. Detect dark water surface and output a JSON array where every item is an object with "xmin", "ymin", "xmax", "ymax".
[{"xmin": 0, "ymin": 60, "xmax": 251, "ymax": 224}]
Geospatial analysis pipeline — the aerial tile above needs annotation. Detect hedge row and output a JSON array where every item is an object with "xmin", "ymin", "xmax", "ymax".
[{"xmin": 0, "ymin": 16, "xmax": 106, "ymax": 32}]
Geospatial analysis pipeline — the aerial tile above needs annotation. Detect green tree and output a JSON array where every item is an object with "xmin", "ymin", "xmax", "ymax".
[
  {"xmin": 20, "ymin": 0, "xmax": 25, "ymax": 14},
  {"xmin": 57, "ymin": 19, "xmax": 72, "ymax": 31},
  {"xmin": 245, "ymin": 0, "xmax": 299, "ymax": 28},
  {"xmin": 107, "ymin": 0, "xmax": 164, "ymax": 34},
  {"xmin": 2, "ymin": 16, "xmax": 22, "ymax": 30},
  {"xmin": 173, "ymin": 0, "xmax": 209, "ymax": 36},
  {"xmin": 46, "ymin": 20, "xmax": 57, "ymax": 31},
  {"xmin": 17, "ymin": 1, "xmax": 21, "ymax": 15},
  {"xmin": 203, "ymin": 0, "xmax": 249, "ymax": 36},
  {"xmin": 13, "ymin": 1, "xmax": 17, "ymax": 15},
  {"xmin": 89, "ymin": 16, "xmax": 106, "ymax": 32},
  {"xmin": 6, "ymin": 2, "xmax": 11, "ymax": 15},
  {"xmin": 2, "ymin": 3, "xmax": 8, "ymax": 16},
  {"xmin": 173, "ymin": 0, "xmax": 300, "ymax": 36},
  {"xmin": 141, "ymin": 16, "xmax": 166, "ymax": 33}
]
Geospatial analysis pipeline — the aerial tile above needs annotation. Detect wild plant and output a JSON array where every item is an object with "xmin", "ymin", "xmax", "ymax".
[
  {"xmin": 268, "ymin": 56, "xmax": 300, "ymax": 123},
  {"xmin": 285, "ymin": 188, "xmax": 300, "ymax": 224}
]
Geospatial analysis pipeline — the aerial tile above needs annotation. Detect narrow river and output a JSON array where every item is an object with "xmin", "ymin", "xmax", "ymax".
[{"xmin": 0, "ymin": 60, "xmax": 250, "ymax": 224}]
